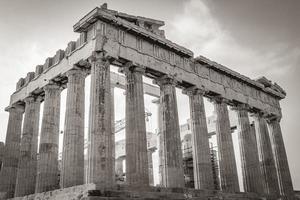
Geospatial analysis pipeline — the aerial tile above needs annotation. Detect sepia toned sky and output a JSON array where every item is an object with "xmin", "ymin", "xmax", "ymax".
[{"xmin": 0, "ymin": 0, "xmax": 299, "ymax": 190}]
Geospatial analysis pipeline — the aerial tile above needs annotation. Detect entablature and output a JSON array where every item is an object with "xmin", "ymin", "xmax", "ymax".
[
  {"xmin": 196, "ymin": 56, "xmax": 286, "ymax": 99},
  {"xmin": 8, "ymin": 5, "xmax": 285, "ymax": 118},
  {"xmin": 73, "ymin": 5, "xmax": 193, "ymax": 58}
]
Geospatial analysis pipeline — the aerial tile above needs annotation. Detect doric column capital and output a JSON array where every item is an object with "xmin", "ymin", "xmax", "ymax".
[
  {"xmin": 231, "ymin": 103, "xmax": 250, "ymax": 112},
  {"xmin": 66, "ymin": 67, "xmax": 88, "ymax": 78},
  {"xmin": 182, "ymin": 86, "xmax": 206, "ymax": 96},
  {"xmin": 24, "ymin": 94, "xmax": 43, "ymax": 105},
  {"xmin": 24, "ymin": 96, "xmax": 35, "ymax": 105},
  {"xmin": 250, "ymin": 110, "xmax": 269, "ymax": 119},
  {"xmin": 265, "ymin": 115, "xmax": 282, "ymax": 123},
  {"xmin": 5, "ymin": 104, "xmax": 25, "ymax": 113},
  {"xmin": 89, "ymin": 51, "xmax": 115, "ymax": 64},
  {"xmin": 43, "ymin": 82, "xmax": 63, "ymax": 93},
  {"xmin": 119, "ymin": 61, "xmax": 146, "ymax": 75},
  {"xmin": 153, "ymin": 75, "xmax": 180, "ymax": 86},
  {"xmin": 209, "ymin": 95, "xmax": 230, "ymax": 105}
]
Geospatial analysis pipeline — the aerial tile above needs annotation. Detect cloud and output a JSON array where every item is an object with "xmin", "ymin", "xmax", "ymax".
[{"xmin": 165, "ymin": 0, "xmax": 300, "ymax": 80}]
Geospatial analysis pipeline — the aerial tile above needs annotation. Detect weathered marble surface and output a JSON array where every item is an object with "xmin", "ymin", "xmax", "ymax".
[
  {"xmin": 61, "ymin": 69, "xmax": 86, "ymax": 188},
  {"xmin": 6, "ymin": 183, "xmax": 275, "ymax": 200},
  {"xmin": 87, "ymin": 53, "xmax": 114, "ymax": 188},
  {"xmin": 124, "ymin": 65, "xmax": 149, "ymax": 186},
  {"xmin": 186, "ymin": 88, "xmax": 214, "ymax": 190},
  {"xmin": 35, "ymin": 84, "xmax": 61, "ymax": 193},
  {"xmin": 156, "ymin": 76, "xmax": 184, "ymax": 188},
  {"xmin": 213, "ymin": 98, "xmax": 239, "ymax": 192},
  {"xmin": 234, "ymin": 105, "xmax": 263, "ymax": 194},
  {"xmin": 15, "ymin": 97, "xmax": 41, "ymax": 197},
  {"xmin": 0, "ymin": 106, "xmax": 24, "ymax": 199},
  {"xmin": 267, "ymin": 117, "xmax": 294, "ymax": 198},
  {"xmin": 253, "ymin": 113, "xmax": 280, "ymax": 196}
]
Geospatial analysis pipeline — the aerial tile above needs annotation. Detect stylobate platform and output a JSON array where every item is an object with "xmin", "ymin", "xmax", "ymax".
[{"xmin": 7, "ymin": 184, "xmax": 280, "ymax": 200}]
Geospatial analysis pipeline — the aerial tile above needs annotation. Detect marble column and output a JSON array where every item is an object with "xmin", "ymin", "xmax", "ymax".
[
  {"xmin": 87, "ymin": 53, "xmax": 114, "ymax": 188},
  {"xmin": 124, "ymin": 64, "xmax": 149, "ymax": 186},
  {"xmin": 61, "ymin": 68, "xmax": 86, "ymax": 188},
  {"xmin": 152, "ymin": 99, "xmax": 164, "ymax": 186},
  {"xmin": 115, "ymin": 156, "xmax": 125, "ymax": 177},
  {"xmin": 233, "ymin": 104, "xmax": 263, "ymax": 194},
  {"xmin": 148, "ymin": 147, "xmax": 156, "ymax": 186},
  {"xmin": 0, "ymin": 142, "xmax": 4, "ymax": 171},
  {"xmin": 267, "ymin": 116, "xmax": 294, "ymax": 198},
  {"xmin": 155, "ymin": 76, "xmax": 184, "ymax": 188},
  {"xmin": 212, "ymin": 97, "xmax": 239, "ymax": 192},
  {"xmin": 35, "ymin": 83, "xmax": 61, "ymax": 193},
  {"xmin": 15, "ymin": 96, "xmax": 41, "ymax": 197},
  {"xmin": 111, "ymin": 87, "xmax": 115, "ymax": 182},
  {"xmin": 0, "ymin": 105, "xmax": 24, "ymax": 198},
  {"xmin": 252, "ymin": 113, "xmax": 279, "ymax": 195},
  {"xmin": 185, "ymin": 88, "xmax": 214, "ymax": 190}
]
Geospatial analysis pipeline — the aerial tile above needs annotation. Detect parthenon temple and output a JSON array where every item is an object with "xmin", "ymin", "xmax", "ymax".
[{"xmin": 0, "ymin": 4, "xmax": 295, "ymax": 200}]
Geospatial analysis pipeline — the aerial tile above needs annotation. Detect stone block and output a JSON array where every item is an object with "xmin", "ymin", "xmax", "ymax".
[
  {"xmin": 24, "ymin": 72, "xmax": 35, "ymax": 85},
  {"xmin": 16, "ymin": 78, "xmax": 25, "ymax": 90},
  {"xmin": 80, "ymin": 32, "xmax": 87, "ymax": 45},
  {"xmin": 66, "ymin": 41, "xmax": 76, "ymax": 55},
  {"xmin": 43, "ymin": 57, "xmax": 54, "ymax": 71},
  {"xmin": 76, "ymin": 38, "xmax": 81, "ymax": 49},
  {"xmin": 54, "ymin": 49, "xmax": 65, "ymax": 64},
  {"xmin": 35, "ymin": 65, "xmax": 44, "ymax": 77},
  {"xmin": 195, "ymin": 64, "xmax": 209, "ymax": 79},
  {"xmin": 210, "ymin": 69, "xmax": 222, "ymax": 84}
]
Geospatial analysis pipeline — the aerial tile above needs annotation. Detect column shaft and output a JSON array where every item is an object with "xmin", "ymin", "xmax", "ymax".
[
  {"xmin": 0, "ymin": 105, "xmax": 24, "ymax": 198},
  {"xmin": 0, "ymin": 142, "xmax": 4, "ymax": 171},
  {"xmin": 152, "ymin": 99, "xmax": 164, "ymax": 186},
  {"xmin": 157, "ymin": 77, "xmax": 184, "ymax": 188},
  {"xmin": 188, "ymin": 89, "xmax": 214, "ymax": 190},
  {"xmin": 15, "ymin": 97, "xmax": 41, "ymax": 197},
  {"xmin": 213, "ymin": 98, "xmax": 239, "ymax": 192},
  {"xmin": 148, "ymin": 149, "xmax": 155, "ymax": 186},
  {"xmin": 61, "ymin": 69, "xmax": 86, "ymax": 188},
  {"xmin": 87, "ymin": 54, "xmax": 114, "ymax": 188},
  {"xmin": 253, "ymin": 114, "xmax": 280, "ymax": 195},
  {"xmin": 268, "ymin": 117, "xmax": 294, "ymax": 197},
  {"xmin": 111, "ymin": 87, "xmax": 115, "ymax": 182},
  {"xmin": 235, "ymin": 106, "xmax": 263, "ymax": 193},
  {"xmin": 125, "ymin": 65, "xmax": 149, "ymax": 186},
  {"xmin": 36, "ymin": 84, "xmax": 61, "ymax": 193},
  {"xmin": 115, "ymin": 156, "xmax": 125, "ymax": 178}
]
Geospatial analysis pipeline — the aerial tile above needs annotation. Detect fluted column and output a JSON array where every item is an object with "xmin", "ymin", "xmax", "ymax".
[
  {"xmin": 15, "ymin": 96, "xmax": 41, "ymax": 197},
  {"xmin": 36, "ymin": 83, "xmax": 61, "ymax": 193},
  {"xmin": 87, "ymin": 53, "xmax": 114, "ymax": 188},
  {"xmin": 233, "ymin": 104, "xmax": 263, "ymax": 194},
  {"xmin": 61, "ymin": 68, "xmax": 86, "ymax": 188},
  {"xmin": 148, "ymin": 147, "xmax": 156, "ymax": 186},
  {"xmin": 267, "ymin": 116, "xmax": 294, "ymax": 198},
  {"xmin": 212, "ymin": 97, "xmax": 239, "ymax": 192},
  {"xmin": 185, "ymin": 87, "xmax": 214, "ymax": 190},
  {"xmin": 0, "ymin": 105, "xmax": 24, "ymax": 198},
  {"xmin": 111, "ymin": 87, "xmax": 115, "ymax": 182},
  {"xmin": 152, "ymin": 99, "xmax": 164, "ymax": 186},
  {"xmin": 124, "ymin": 64, "xmax": 149, "ymax": 186},
  {"xmin": 0, "ymin": 142, "xmax": 4, "ymax": 171},
  {"xmin": 155, "ymin": 76, "xmax": 184, "ymax": 188},
  {"xmin": 252, "ymin": 112, "xmax": 279, "ymax": 195},
  {"xmin": 115, "ymin": 156, "xmax": 125, "ymax": 178}
]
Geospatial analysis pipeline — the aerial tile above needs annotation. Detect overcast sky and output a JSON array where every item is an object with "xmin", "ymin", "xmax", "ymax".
[{"xmin": 0, "ymin": 0, "xmax": 299, "ymax": 190}]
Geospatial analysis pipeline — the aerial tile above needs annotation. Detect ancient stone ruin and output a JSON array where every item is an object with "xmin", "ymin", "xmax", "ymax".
[{"xmin": 0, "ymin": 4, "xmax": 295, "ymax": 200}]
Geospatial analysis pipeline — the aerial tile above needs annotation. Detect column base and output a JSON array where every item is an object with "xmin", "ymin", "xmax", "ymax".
[{"xmin": 4, "ymin": 184, "xmax": 291, "ymax": 200}]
